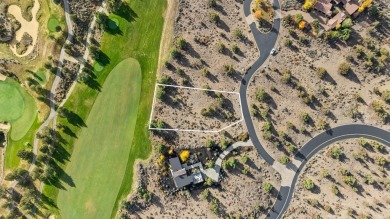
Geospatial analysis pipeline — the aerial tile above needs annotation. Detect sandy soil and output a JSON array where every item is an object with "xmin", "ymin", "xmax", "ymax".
[
  {"xmin": 285, "ymin": 139, "xmax": 390, "ymax": 218},
  {"xmin": 152, "ymin": 0, "xmax": 259, "ymax": 154},
  {"xmin": 123, "ymin": 149, "xmax": 281, "ymax": 218},
  {"xmin": 152, "ymin": 86, "xmax": 242, "ymax": 131},
  {"xmin": 0, "ymin": 73, "xmax": 6, "ymax": 81},
  {"xmin": 247, "ymin": 16, "xmax": 390, "ymax": 162},
  {"xmin": 8, "ymin": 0, "xmax": 40, "ymax": 57}
]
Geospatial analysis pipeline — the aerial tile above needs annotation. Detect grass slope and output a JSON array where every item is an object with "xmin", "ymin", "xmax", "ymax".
[
  {"xmin": 57, "ymin": 58, "xmax": 141, "ymax": 219},
  {"xmin": 42, "ymin": 0, "xmax": 166, "ymax": 217}
]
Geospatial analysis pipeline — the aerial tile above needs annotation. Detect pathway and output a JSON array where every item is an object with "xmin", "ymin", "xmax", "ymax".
[{"xmin": 202, "ymin": 140, "xmax": 253, "ymax": 182}]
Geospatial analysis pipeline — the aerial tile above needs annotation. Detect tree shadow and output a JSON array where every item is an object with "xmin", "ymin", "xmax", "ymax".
[{"xmin": 114, "ymin": 3, "xmax": 138, "ymax": 22}]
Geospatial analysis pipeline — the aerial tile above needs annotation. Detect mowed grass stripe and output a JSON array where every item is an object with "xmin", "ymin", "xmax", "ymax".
[
  {"xmin": 42, "ymin": 0, "xmax": 166, "ymax": 217},
  {"xmin": 57, "ymin": 58, "xmax": 141, "ymax": 219}
]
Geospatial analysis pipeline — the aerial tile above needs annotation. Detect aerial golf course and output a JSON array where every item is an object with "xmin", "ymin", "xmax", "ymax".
[{"xmin": 42, "ymin": 0, "xmax": 167, "ymax": 218}]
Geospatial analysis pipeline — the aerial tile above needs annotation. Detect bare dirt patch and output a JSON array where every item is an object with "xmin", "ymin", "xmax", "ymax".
[
  {"xmin": 285, "ymin": 139, "xmax": 390, "ymax": 218},
  {"xmin": 152, "ymin": 85, "xmax": 242, "ymax": 131}
]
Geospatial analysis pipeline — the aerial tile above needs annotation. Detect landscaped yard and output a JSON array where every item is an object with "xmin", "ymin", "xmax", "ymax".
[
  {"xmin": 57, "ymin": 58, "xmax": 142, "ymax": 219},
  {"xmin": 42, "ymin": 0, "xmax": 167, "ymax": 217},
  {"xmin": 0, "ymin": 79, "xmax": 38, "ymax": 169}
]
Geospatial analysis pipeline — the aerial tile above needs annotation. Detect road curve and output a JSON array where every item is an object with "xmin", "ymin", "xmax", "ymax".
[
  {"xmin": 271, "ymin": 124, "xmax": 390, "ymax": 219},
  {"xmin": 239, "ymin": 1, "xmax": 390, "ymax": 219},
  {"xmin": 240, "ymin": 0, "xmax": 281, "ymax": 165}
]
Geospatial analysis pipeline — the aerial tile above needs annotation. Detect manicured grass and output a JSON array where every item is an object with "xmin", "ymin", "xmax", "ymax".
[
  {"xmin": 0, "ymin": 79, "xmax": 38, "ymax": 169},
  {"xmin": 42, "ymin": 0, "xmax": 167, "ymax": 217},
  {"xmin": 34, "ymin": 69, "xmax": 48, "ymax": 85},
  {"xmin": 0, "ymin": 80, "xmax": 25, "ymax": 121},
  {"xmin": 47, "ymin": 17, "xmax": 60, "ymax": 32},
  {"xmin": 57, "ymin": 58, "xmax": 141, "ymax": 219}
]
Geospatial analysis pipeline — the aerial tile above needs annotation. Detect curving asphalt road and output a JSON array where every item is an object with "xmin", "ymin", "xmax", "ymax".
[
  {"xmin": 240, "ymin": 0, "xmax": 281, "ymax": 166},
  {"xmin": 239, "ymin": 1, "xmax": 390, "ymax": 219}
]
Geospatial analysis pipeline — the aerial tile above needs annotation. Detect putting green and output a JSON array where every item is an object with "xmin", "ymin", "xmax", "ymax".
[
  {"xmin": 0, "ymin": 81, "xmax": 24, "ymax": 121},
  {"xmin": 0, "ymin": 79, "xmax": 37, "ymax": 140},
  {"xmin": 57, "ymin": 58, "xmax": 142, "ymax": 219},
  {"xmin": 48, "ymin": 17, "xmax": 60, "ymax": 32}
]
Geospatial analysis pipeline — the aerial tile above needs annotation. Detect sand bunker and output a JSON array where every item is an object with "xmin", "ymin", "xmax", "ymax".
[{"xmin": 8, "ymin": 0, "xmax": 40, "ymax": 57}]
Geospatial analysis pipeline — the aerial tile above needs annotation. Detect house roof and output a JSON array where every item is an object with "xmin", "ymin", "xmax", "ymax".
[
  {"xmin": 169, "ymin": 157, "xmax": 183, "ymax": 171},
  {"xmin": 172, "ymin": 173, "xmax": 193, "ymax": 188},
  {"xmin": 315, "ymin": 0, "xmax": 333, "ymax": 16},
  {"xmin": 344, "ymin": 0, "xmax": 359, "ymax": 15},
  {"xmin": 326, "ymin": 12, "xmax": 347, "ymax": 30},
  {"xmin": 192, "ymin": 172, "xmax": 204, "ymax": 184}
]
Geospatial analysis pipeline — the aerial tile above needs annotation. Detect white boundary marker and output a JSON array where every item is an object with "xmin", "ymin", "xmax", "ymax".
[{"xmin": 149, "ymin": 83, "xmax": 244, "ymax": 133}]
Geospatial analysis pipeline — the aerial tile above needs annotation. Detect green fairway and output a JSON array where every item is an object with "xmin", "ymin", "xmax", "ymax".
[
  {"xmin": 0, "ymin": 79, "xmax": 38, "ymax": 169},
  {"xmin": 42, "ymin": 0, "xmax": 167, "ymax": 217},
  {"xmin": 57, "ymin": 58, "xmax": 141, "ymax": 219}
]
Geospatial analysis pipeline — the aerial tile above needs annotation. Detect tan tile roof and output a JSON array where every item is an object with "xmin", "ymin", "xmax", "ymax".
[
  {"xmin": 315, "ymin": 0, "xmax": 333, "ymax": 16},
  {"xmin": 326, "ymin": 12, "xmax": 347, "ymax": 30}
]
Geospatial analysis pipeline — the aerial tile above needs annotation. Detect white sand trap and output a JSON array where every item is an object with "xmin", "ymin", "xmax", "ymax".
[
  {"xmin": 0, "ymin": 123, "xmax": 10, "ymax": 131},
  {"xmin": 8, "ymin": 0, "xmax": 40, "ymax": 57}
]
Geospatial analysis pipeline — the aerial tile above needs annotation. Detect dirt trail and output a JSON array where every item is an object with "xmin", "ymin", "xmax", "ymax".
[{"xmin": 8, "ymin": 0, "xmax": 40, "ymax": 57}]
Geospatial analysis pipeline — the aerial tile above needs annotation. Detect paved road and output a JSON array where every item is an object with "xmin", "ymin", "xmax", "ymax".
[
  {"xmin": 239, "ymin": 1, "xmax": 390, "ymax": 219},
  {"xmin": 240, "ymin": 0, "xmax": 281, "ymax": 166}
]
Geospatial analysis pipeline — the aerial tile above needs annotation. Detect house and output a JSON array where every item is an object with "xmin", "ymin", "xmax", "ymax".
[
  {"xmin": 343, "ymin": 0, "xmax": 359, "ymax": 15},
  {"xmin": 326, "ymin": 12, "xmax": 347, "ymax": 30},
  {"xmin": 169, "ymin": 157, "xmax": 204, "ymax": 189},
  {"xmin": 315, "ymin": 0, "xmax": 333, "ymax": 16}
]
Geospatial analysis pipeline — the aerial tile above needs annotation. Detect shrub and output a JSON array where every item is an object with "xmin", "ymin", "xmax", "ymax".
[
  {"xmin": 157, "ymin": 143, "xmax": 167, "ymax": 155},
  {"xmin": 316, "ymin": 67, "xmax": 327, "ymax": 79},
  {"xmin": 233, "ymin": 29, "xmax": 243, "ymax": 39},
  {"xmin": 342, "ymin": 18, "xmax": 353, "ymax": 28},
  {"xmin": 300, "ymin": 112, "xmax": 310, "ymax": 123},
  {"xmin": 330, "ymin": 145, "xmax": 343, "ymax": 160},
  {"xmin": 303, "ymin": 178, "xmax": 315, "ymax": 190},
  {"xmin": 209, "ymin": 12, "xmax": 220, "ymax": 24},
  {"xmin": 206, "ymin": 139, "xmax": 214, "ymax": 148},
  {"xmin": 295, "ymin": 14, "xmax": 303, "ymax": 23},
  {"xmin": 220, "ymin": 139, "xmax": 230, "ymax": 150},
  {"xmin": 205, "ymin": 177, "xmax": 213, "ymax": 186},
  {"xmin": 262, "ymin": 122, "xmax": 272, "ymax": 132},
  {"xmin": 332, "ymin": 185, "xmax": 339, "ymax": 195},
  {"xmin": 156, "ymin": 87, "xmax": 166, "ymax": 100},
  {"xmin": 241, "ymin": 153, "xmax": 248, "ymax": 164},
  {"xmin": 382, "ymin": 90, "xmax": 390, "ymax": 103},
  {"xmin": 217, "ymin": 41, "xmax": 226, "ymax": 53},
  {"xmin": 231, "ymin": 44, "xmax": 239, "ymax": 54},
  {"xmin": 338, "ymin": 62, "xmax": 351, "ymax": 76},
  {"xmin": 256, "ymin": 88, "xmax": 268, "ymax": 102},
  {"xmin": 208, "ymin": 0, "xmax": 217, "ymax": 7},
  {"xmin": 201, "ymin": 189, "xmax": 210, "ymax": 200},
  {"xmin": 175, "ymin": 37, "xmax": 187, "ymax": 50},
  {"xmin": 284, "ymin": 39, "xmax": 293, "ymax": 47},
  {"xmin": 209, "ymin": 198, "xmax": 219, "ymax": 214},
  {"xmin": 343, "ymin": 175, "xmax": 357, "ymax": 187},
  {"xmin": 262, "ymin": 182, "xmax": 273, "ymax": 193},
  {"xmin": 280, "ymin": 156, "xmax": 290, "ymax": 165},
  {"xmin": 281, "ymin": 69, "xmax": 292, "ymax": 83},
  {"xmin": 374, "ymin": 156, "xmax": 387, "ymax": 167},
  {"xmin": 170, "ymin": 48, "xmax": 180, "ymax": 59},
  {"xmin": 223, "ymin": 64, "xmax": 234, "ymax": 75},
  {"xmin": 316, "ymin": 119, "xmax": 328, "ymax": 130},
  {"xmin": 179, "ymin": 150, "xmax": 190, "ymax": 162},
  {"xmin": 298, "ymin": 21, "xmax": 306, "ymax": 29},
  {"xmin": 202, "ymin": 68, "xmax": 210, "ymax": 77}
]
